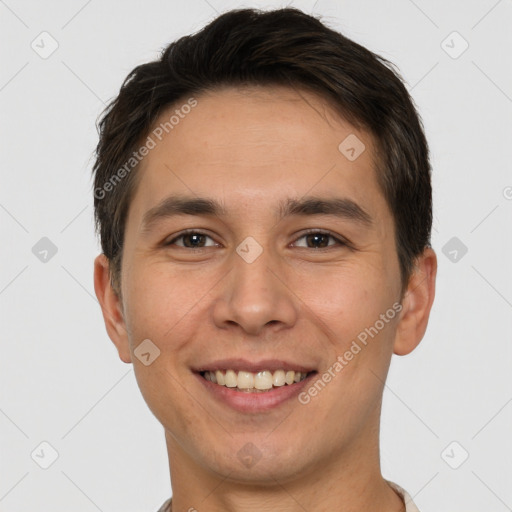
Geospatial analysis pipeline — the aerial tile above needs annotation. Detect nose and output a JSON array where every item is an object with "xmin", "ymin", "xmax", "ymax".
[{"xmin": 212, "ymin": 244, "xmax": 298, "ymax": 336}]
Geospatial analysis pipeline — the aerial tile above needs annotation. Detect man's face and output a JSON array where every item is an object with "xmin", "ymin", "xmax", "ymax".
[{"xmin": 112, "ymin": 86, "xmax": 406, "ymax": 481}]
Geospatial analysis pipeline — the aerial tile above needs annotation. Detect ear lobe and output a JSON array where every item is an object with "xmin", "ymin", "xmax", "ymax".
[
  {"xmin": 393, "ymin": 248, "xmax": 437, "ymax": 356},
  {"xmin": 93, "ymin": 253, "xmax": 132, "ymax": 363}
]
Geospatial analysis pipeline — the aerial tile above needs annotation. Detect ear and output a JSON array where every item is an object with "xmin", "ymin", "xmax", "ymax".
[
  {"xmin": 393, "ymin": 248, "xmax": 437, "ymax": 356},
  {"xmin": 93, "ymin": 253, "xmax": 132, "ymax": 363}
]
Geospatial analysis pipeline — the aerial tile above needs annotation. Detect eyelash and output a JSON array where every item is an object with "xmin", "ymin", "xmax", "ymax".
[{"xmin": 164, "ymin": 229, "xmax": 349, "ymax": 250}]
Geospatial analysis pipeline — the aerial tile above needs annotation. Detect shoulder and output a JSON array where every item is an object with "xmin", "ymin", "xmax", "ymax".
[
  {"xmin": 386, "ymin": 480, "xmax": 421, "ymax": 512},
  {"xmin": 156, "ymin": 497, "xmax": 172, "ymax": 512}
]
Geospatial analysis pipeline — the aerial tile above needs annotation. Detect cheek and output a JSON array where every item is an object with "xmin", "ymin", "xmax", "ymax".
[
  {"xmin": 122, "ymin": 263, "xmax": 198, "ymax": 349},
  {"xmin": 297, "ymin": 264, "xmax": 398, "ymax": 362},
  {"xmin": 298, "ymin": 265, "xmax": 384, "ymax": 327}
]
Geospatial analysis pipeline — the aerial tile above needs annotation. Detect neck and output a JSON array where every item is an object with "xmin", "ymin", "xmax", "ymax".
[{"xmin": 164, "ymin": 422, "xmax": 405, "ymax": 512}]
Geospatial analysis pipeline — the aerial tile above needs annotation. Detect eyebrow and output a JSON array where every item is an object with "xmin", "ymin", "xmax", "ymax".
[{"xmin": 141, "ymin": 194, "xmax": 373, "ymax": 233}]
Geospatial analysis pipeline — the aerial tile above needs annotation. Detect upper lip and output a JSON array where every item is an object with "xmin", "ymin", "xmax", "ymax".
[{"xmin": 193, "ymin": 358, "xmax": 317, "ymax": 374}]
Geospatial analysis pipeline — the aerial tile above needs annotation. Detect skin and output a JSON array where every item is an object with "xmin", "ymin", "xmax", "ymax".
[{"xmin": 94, "ymin": 85, "xmax": 437, "ymax": 512}]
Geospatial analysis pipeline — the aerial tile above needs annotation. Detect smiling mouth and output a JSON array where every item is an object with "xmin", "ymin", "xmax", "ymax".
[{"xmin": 200, "ymin": 369, "xmax": 317, "ymax": 392}]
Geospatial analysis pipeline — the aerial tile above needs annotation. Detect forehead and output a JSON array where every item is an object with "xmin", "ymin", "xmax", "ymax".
[
  {"xmin": 157, "ymin": 85, "xmax": 370, "ymax": 166},
  {"xmin": 128, "ymin": 85, "xmax": 388, "ymax": 227}
]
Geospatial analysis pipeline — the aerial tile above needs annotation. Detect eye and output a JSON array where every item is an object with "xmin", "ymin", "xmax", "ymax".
[
  {"xmin": 165, "ymin": 230, "xmax": 218, "ymax": 249},
  {"xmin": 292, "ymin": 230, "xmax": 347, "ymax": 249},
  {"xmin": 164, "ymin": 229, "xmax": 348, "ymax": 250}
]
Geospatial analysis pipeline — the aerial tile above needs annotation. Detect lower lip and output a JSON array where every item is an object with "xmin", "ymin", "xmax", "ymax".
[{"xmin": 194, "ymin": 372, "xmax": 317, "ymax": 413}]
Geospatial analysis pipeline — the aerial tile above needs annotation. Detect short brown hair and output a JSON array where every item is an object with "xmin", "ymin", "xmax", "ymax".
[{"xmin": 92, "ymin": 7, "xmax": 432, "ymax": 296}]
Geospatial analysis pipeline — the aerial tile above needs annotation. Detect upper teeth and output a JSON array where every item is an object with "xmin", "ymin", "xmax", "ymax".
[{"xmin": 203, "ymin": 369, "xmax": 309, "ymax": 390}]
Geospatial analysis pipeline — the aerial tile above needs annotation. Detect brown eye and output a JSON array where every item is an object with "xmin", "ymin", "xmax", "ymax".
[
  {"xmin": 166, "ymin": 231, "xmax": 216, "ymax": 248},
  {"xmin": 293, "ymin": 230, "xmax": 346, "ymax": 249}
]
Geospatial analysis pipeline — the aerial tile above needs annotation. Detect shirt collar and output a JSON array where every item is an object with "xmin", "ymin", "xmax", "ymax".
[{"xmin": 386, "ymin": 480, "xmax": 421, "ymax": 512}]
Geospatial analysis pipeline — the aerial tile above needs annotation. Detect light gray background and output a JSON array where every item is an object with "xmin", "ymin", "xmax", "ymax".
[{"xmin": 1, "ymin": 0, "xmax": 511, "ymax": 510}]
